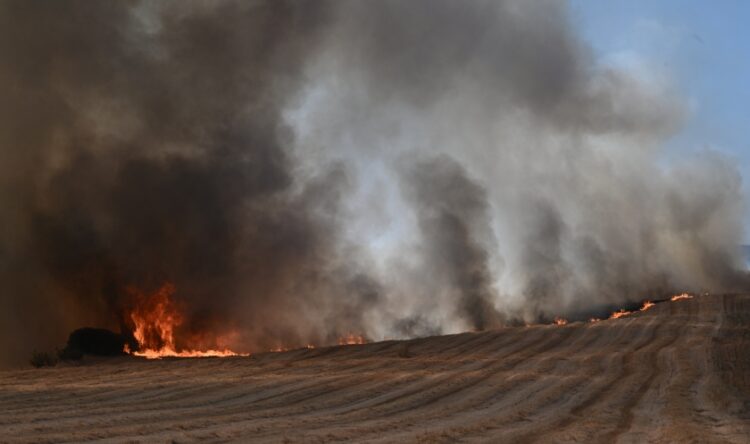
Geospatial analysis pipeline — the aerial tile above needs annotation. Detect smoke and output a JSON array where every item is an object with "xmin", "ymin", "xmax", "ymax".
[
  {"xmin": 293, "ymin": 0, "xmax": 749, "ymax": 325},
  {"xmin": 0, "ymin": 0, "xmax": 746, "ymax": 365},
  {"xmin": 0, "ymin": 0, "xmax": 357, "ymax": 363},
  {"xmin": 399, "ymin": 155, "xmax": 504, "ymax": 331}
]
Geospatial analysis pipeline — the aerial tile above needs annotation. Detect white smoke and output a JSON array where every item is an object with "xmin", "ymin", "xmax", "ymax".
[{"xmin": 285, "ymin": 0, "xmax": 747, "ymax": 334}]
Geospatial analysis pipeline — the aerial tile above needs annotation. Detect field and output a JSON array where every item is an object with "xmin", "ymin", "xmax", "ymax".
[{"xmin": 1, "ymin": 294, "xmax": 748, "ymax": 443}]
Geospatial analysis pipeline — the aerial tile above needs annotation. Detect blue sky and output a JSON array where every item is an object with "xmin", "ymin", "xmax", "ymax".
[{"xmin": 570, "ymin": 0, "xmax": 750, "ymax": 241}]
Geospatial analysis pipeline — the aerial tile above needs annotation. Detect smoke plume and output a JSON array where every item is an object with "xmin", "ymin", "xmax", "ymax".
[{"xmin": 0, "ymin": 0, "xmax": 746, "ymax": 365}]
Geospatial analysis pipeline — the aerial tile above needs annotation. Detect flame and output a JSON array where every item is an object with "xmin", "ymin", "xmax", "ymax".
[
  {"xmin": 670, "ymin": 293, "xmax": 693, "ymax": 301},
  {"xmin": 269, "ymin": 343, "xmax": 316, "ymax": 353},
  {"xmin": 126, "ymin": 283, "xmax": 247, "ymax": 359},
  {"xmin": 608, "ymin": 300, "xmax": 655, "ymax": 320},
  {"xmin": 562, "ymin": 294, "xmax": 692, "ymax": 326},
  {"xmin": 609, "ymin": 309, "xmax": 631, "ymax": 319},
  {"xmin": 338, "ymin": 333, "xmax": 366, "ymax": 345},
  {"xmin": 124, "ymin": 286, "xmax": 696, "ymax": 359}
]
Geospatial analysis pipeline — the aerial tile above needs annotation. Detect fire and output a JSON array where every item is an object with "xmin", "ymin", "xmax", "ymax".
[
  {"xmin": 609, "ymin": 309, "xmax": 631, "ymax": 320},
  {"xmin": 269, "ymin": 343, "xmax": 315, "ymax": 353},
  {"xmin": 338, "ymin": 333, "xmax": 366, "ymax": 345},
  {"xmin": 553, "ymin": 294, "xmax": 692, "ymax": 327},
  {"xmin": 126, "ymin": 283, "xmax": 247, "ymax": 359},
  {"xmin": 609, "ymin": 300, "xmax": 655, "ymax": 320},
  {"xmin": 671, "ymin": 293, "xmax": 692, "ymax": 301}
]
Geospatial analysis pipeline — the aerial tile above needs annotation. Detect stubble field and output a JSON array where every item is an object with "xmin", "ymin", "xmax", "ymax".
[{"xmin": 1, "ymin": 294, "xmax": 748, "ymax": 443}]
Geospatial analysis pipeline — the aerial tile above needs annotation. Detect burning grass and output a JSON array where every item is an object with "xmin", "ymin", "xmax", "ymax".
[
  {"xmin": 125, "ymin": 283, "xmax": 247, "ymax": 359},
  {"xmin": 29, "ymin": 291, "xmax": 698, "ymax": 368},
  {"xmin": 670, "ymin": 293, "xmax": 693, "ymax": 302},
  {"xmin": 338, "ymin": 333, "xmax": 367, "ymax": 346},
  {"xmin": 123, "ymin": 282, "xmax": 369, "ymax": 359},
  {"xmin": 608, "ymin": 300, "xmax": 656, "ymax": 320},
  {"xmin": 545, "ymin": 293, "xmax": 694, "ymax": 327}
]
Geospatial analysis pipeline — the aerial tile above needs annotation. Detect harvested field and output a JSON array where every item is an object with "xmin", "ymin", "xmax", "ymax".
[{"xmin": 1, "ymin": 294, "xmax": 748, "ymax": 443}]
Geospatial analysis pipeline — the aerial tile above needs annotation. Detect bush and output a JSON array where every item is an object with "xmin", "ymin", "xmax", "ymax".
[
  {"xmin": 65, "ymin": 327, "xmax": 125, "ymax": 356},
  {"xmin": 30, "ymin": 351, "xmax": 58, "ymax": 368}
]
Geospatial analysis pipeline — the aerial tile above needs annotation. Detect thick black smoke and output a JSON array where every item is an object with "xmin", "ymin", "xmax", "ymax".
[
  {"xmin": 0, "ymin": 0, "xmax": 368, "ymax": 365},
  {"xmin": 1, "ymin": 1, "xmax": 747, "ymax": 366}
]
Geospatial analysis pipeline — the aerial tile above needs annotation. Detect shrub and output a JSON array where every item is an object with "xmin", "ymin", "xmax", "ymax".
[
  {"xmin": 65, "ymin": 327, "xmax": 125, "ymax": 356},
  {"xmin": 30, "ymin": 351, "xmax": 58, "ymax": 368}
]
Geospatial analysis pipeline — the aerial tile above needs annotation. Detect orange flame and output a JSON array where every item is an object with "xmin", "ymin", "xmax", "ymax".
[
  {"xmin": 338, "ymin": 333, "xmax": 366, "ymax": 345},
  {"xmin": 609, "ymin": 309, "xmax": 631, "ymax": 319},
  {"xmin": 609, "ymin": 300, "xmax": 655, "ymax": 320},
  {"xmin": 560, "ymin": 294, "xmax": 693, "ymax": 326},
  {"xmin": 268, "ymin": 343, "xmax": 316, "ymax": 353},
  {"xmin": 126, "ymin": 283, "xmax": 247, "ymax": 359},
  {"xmin": 670, "ymin": 293, "xmax": 692, "ymax": 301}
]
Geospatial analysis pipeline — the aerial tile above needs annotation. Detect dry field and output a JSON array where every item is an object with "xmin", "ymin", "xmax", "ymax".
[{"xmin": 1, "ymin": 294, "xmax": 748, "ymax": 443}]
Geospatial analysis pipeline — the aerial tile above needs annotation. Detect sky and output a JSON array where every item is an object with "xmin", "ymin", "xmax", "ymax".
[{"xmin": 570, "ymin": 0, "xmax": 750, "ymax": 241}]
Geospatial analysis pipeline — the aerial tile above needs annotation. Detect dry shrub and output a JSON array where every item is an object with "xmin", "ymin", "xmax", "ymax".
[{"xmin": 29, "ymin": 351, "xmax": 58, "ymax": 368}]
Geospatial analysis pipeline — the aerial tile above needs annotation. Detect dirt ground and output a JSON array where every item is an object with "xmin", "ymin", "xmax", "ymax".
[{"xmin": 1, "ymin": 294, "xmax": 748, "ymax": 443}]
